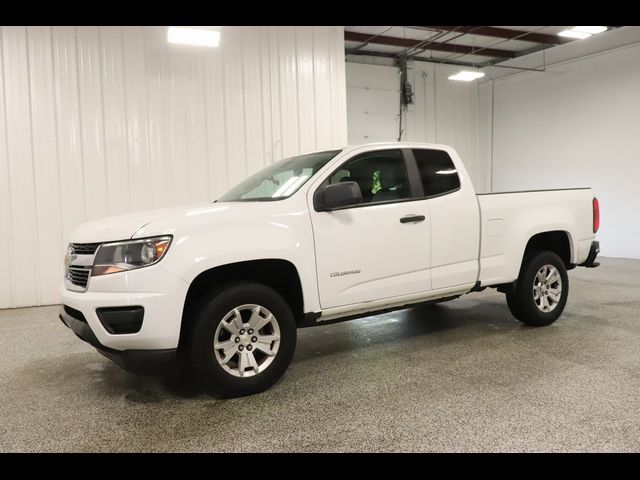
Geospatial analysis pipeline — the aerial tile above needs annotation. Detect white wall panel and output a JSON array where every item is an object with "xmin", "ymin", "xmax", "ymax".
[
  {"xmin": 76, "ymin": 26, "xmax": 109, "ymax": 221},
  {"xmin": 345, "ymin": 59, "xmax": 480, "ymax": 186},
  {"xmin": 28, "ymin": 27, "xmax": 64, "ymax": 306},
  {"xmin": 479, "ymin": 43, "xmax": 640, "ymax": 259},
  {"xmin": 278, "ymin": 28, "xmax": 300, "ymax": 160},
  {"xmin": 0, "ymin": 26, "xmax": 347, "ymax": 308},
  {"xmin": 0, "ymin": 30, "xmax": 16, "ymax": 307},
  {"xmin": 312, "ymin": 27, "xmax": 334, "ymax": 149},
  {"xmin": 1, "ymin": 27, "xmax": 40, "ymax": 307},
  {"xmin": 99, "ymin": 27, "xmax": 131, "ymax": 217},
  {"xmin": 295, "ymin": 27, "xmax": 316, "ymax": 153},
  {"xmin": 52, "ymin": 26, "xmax": 88, "ymax": 243},
  {"xmin": 329, "ymin": 31, "xmax": 348, "ymax": 147}
]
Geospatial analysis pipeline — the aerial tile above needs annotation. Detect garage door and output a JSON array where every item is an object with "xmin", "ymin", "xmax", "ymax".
[{"xmin": 346, "ymin": 62, "xmax": 400, "ymax": 145}]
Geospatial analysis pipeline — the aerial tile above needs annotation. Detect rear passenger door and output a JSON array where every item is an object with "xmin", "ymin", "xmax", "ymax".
[{"xmin": 411, "ymin": 148, "xmax": 480, "ymax": 290}]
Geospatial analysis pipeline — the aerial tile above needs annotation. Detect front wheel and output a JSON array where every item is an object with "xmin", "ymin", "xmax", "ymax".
[
  {"xmin": 506, "ymin": 250, "xmax": 569, "ymax": 327},
  {"xmin": 185, "ymin": 282, "xmax": 297, "ymax": 397}
]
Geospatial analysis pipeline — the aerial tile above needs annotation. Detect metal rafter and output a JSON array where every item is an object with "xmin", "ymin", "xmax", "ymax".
[
  {"xmin": 344, "ymin": 30, "xmax": 517, "ymax": 59},
  {"xmin": 421, "ymin": 26, "xmax": 572, "ymax": 45}
]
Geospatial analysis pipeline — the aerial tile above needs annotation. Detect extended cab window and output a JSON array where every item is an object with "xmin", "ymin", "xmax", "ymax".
[
  {"xmin": 413, "ymin": 149, "xmax": 461, "ymax": 197},
  {"xmin": 328, "ymin": 150, "xmax": 411, "ymax": 205}
]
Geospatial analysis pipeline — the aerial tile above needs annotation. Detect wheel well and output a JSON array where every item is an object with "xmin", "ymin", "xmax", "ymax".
[
  {"xmin": 523, "ymin": 231, "xmax": 571, "ymax": 267},
  {"xmin": 179, "ymin": 259, "xmax": 304, "ymax": 347}
]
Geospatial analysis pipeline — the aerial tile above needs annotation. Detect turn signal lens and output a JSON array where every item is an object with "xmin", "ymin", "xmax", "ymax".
[
  {"xmin": 92, "ymin": 265, "xmax": 131, "ymax": 276},
  {"xmin": 154, "ymin": 240, "xmax": 170, "ymax": 258},
  {"xmin": 593, "ymin": 197, "xmax": 600, "ymax": 233}
]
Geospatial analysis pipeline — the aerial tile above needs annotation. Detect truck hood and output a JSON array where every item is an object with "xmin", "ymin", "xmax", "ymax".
[{"xmin": 69, "ymin": 202, "xmax": 272, "ymax": 243}]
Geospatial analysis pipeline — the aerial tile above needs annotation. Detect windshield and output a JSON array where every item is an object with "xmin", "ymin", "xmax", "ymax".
[{"xmin": 217, "ymin": 149, "xmax": 342, "ymax": 202}]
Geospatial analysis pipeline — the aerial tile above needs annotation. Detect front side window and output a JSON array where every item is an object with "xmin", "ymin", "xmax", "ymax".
[
  {"xmin": 328, "ymin": 149, "xmax": 411, "ymax": 205},
  {"xmin": 218, "ymin": 150, "xmax": 341, "ymax": 202},
  {"xmin": 413, "ymin": 149, "xmax": 461, "ymax": 197}
]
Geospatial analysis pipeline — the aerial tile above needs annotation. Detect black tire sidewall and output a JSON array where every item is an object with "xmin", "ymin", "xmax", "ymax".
[
  {"xmin": 513, "ymin": 250, "xmax": 569, "ymax": 327},
  {"xmin": 505, "ymin": 289, "xmax": 523, "ymax": 319},
  {"xmin": 188, "ymin": 282, "xmax": 297, "ymax": 397}
]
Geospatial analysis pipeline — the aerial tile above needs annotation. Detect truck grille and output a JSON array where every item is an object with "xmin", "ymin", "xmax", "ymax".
[
  {"xmin": 67, "ymin": 266, "xmax": 92, "ymax": 288},
  {"xmin": 70, "ymin": 242, "xmax": 101, "ymax": 255}
]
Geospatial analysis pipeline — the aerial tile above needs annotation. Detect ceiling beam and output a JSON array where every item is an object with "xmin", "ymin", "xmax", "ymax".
[
  {"xmin": 346, "ymin": 49, "xmax": 482, "ymax": 69},
  {"xmin": 346, "ymin": 50, "xmax": 547, "ymax": 72},
  {"xmin": 344, "ymin": 30, "xmax": 517, "ymax": 59},
  {"xmin": 421, "ymin": 26, "xmax": 572, "ymax": 45}
]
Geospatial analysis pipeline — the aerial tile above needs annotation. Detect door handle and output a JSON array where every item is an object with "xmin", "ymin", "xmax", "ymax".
[{"xmin": 400, "ymin": 214, "xmax": 426, "ymax": 224}]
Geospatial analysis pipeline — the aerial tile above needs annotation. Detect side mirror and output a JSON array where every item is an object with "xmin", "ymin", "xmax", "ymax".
[{"xmin": 315, "ymin": 181, "xmax": 363, "ymax": 211}]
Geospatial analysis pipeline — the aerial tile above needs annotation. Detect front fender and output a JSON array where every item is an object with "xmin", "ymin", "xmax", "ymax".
[{"xmin": 158, "ymin": 207, "xmax": 320, "ymax": 313}]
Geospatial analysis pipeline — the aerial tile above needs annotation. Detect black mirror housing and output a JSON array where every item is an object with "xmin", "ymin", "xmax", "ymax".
[{"xmin": 315, "ymin": 181, "xmax": 363, "ymax": 211}]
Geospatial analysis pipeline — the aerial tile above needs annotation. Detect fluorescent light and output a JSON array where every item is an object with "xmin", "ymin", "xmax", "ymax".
[
  {"xmin": 558, "ymin": 29, "xmax": 591, "ymax": 39},
  {"xmin": 558, "ymin": 26, "xmax": 608, "ymax": 40},
  {"xmin": 573, "ymin": 26, "xmax": 607, "ymax": 34},
  {"xmin": 448, "ymin": 71, "xmax": 485, "ymax": 82},
  {"xmin": 167, "ymin": 27, "xmax": 220, "ymax": 47}
]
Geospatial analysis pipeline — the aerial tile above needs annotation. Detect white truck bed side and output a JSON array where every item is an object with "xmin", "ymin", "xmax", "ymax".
[{"xmin": 477, "ymin": 188, "xmax": 596, "ymax": 286}]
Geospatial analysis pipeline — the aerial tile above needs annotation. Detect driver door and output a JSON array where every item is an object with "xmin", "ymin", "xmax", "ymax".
[{"xmin": 308, "ymin": 148, "xmax": 431, "ymax": 310}]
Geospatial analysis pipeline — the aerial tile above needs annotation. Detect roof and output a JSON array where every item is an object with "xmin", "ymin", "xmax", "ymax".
[{"xmin": 339, "ymin": 141, "xmax": 454, "ymax": 156}]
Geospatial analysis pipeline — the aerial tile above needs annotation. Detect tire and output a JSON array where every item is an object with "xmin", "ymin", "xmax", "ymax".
[
  {"xmin": 184, "ymin": 282, "xmax": 297, "ymax": 397},
  {"xmin": 505, "ymin": 290, "xmax": 523, "ymax": 319},
  {"xmin": 505, "ymin": 250, "xmax": 569, "ymax": 327}
]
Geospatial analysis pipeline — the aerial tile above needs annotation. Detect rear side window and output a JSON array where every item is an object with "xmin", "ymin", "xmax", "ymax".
[{"xmin": 413, "ymin": 149, "xmax": 461, "ymax": 197}]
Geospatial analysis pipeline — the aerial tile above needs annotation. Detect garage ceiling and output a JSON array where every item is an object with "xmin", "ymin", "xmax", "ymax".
[{"xmin": 344, "ymin": 26, "xmax": 621, "ymax": 68}]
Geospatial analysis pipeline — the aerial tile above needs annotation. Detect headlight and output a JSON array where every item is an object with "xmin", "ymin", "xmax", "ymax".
[{"xmin": 92, "ymin": 236, "xmax": 172, "ymax": 276}]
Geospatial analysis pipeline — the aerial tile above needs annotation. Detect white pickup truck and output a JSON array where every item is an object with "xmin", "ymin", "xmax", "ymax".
[{"xmin": 59, "ymin": 142, "xmax": 600, "ymax": 397}]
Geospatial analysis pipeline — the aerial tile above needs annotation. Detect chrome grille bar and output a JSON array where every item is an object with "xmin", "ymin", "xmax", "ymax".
[{"xmin": 70, "ymin": 243, "xmax": 102, "ymax": 255}]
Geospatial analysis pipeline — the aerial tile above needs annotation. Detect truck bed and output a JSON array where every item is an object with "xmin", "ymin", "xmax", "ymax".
[{"xmin": 476, "ymin": 187, "xmax": 596, "ymax": 287}]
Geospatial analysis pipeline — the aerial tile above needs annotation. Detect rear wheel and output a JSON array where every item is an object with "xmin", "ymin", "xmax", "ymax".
[
  {"xmin": 506, "ymin": 250, "xmax": 569, "ymax": 327},
  {"xmin": 184, "ymin": 282, "xmax": 297, "ymax": 397}
]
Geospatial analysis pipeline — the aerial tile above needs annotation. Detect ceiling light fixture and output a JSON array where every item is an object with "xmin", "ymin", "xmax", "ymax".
[
  {"xmin": 558, "ymin": 30, "xmax": 591, "ymax": 39},
  {"xmin": 448, "ymin": 70, "xmax": 485, "ymax": 82},
  {"xmin": 167, "ymin": 26, "xmax": 221, "ymax": 47},
  {"xmin": 573, "ymin": 26, "xmax": 608, "ymax": 34},
  {"xmin": 558, "ymin": 26, "xmax": 607, "ymax": 40}
]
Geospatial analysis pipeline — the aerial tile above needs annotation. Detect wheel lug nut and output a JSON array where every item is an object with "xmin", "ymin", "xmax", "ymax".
[
  {"xmin": 247, "ymin": 345, "xmax": 253, "ymax": 351},
  {"xmin": 239, "ymin": 329, "xmax": 245, "ymax": 335},
  {"xmin": 238, "ymin": 345, "xmax": 244, "ymax": 351},
  {"xmin": 235, "ymin": 337, "xmax": 240, "ymax": 343},
  {"xmin": 251, "ymin": 336, "xmax": 258, "ymax": 343},
  {"xmin": 248, "ymin": 329, "xmax": 254, "ymax": 335}
]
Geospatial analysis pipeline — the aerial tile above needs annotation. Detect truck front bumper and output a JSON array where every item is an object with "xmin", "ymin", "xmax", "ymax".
[
  {"xmin": 58, "ymin": 264, "xmax": 190, "ymax": 374},
  {"xmin": 579, "ymin": 240, "xmax": 600, "ymax": 268},
  {"xmin": 59, "ymin": 305, "xmax": 177, "ymax": 373}
]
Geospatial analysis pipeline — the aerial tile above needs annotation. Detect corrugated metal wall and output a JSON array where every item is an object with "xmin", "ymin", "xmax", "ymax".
[
  {"xmin": 345, "ymin": 60, "xmax": 480, "ymax": 188},
  {"xmin": 0, "ymin": 26, "xmax": 347, "ymax": 309}
]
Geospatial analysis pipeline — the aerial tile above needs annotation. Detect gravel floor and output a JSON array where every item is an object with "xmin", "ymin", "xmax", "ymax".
[{"xmin": 0, "ymin": 257, "xmax": 638, "ymax": 452}]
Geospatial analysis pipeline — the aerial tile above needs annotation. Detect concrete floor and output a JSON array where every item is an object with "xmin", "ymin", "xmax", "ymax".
[{"xmin": 0, "ymin": 257, "xmax": 638, "ymax": 452}]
